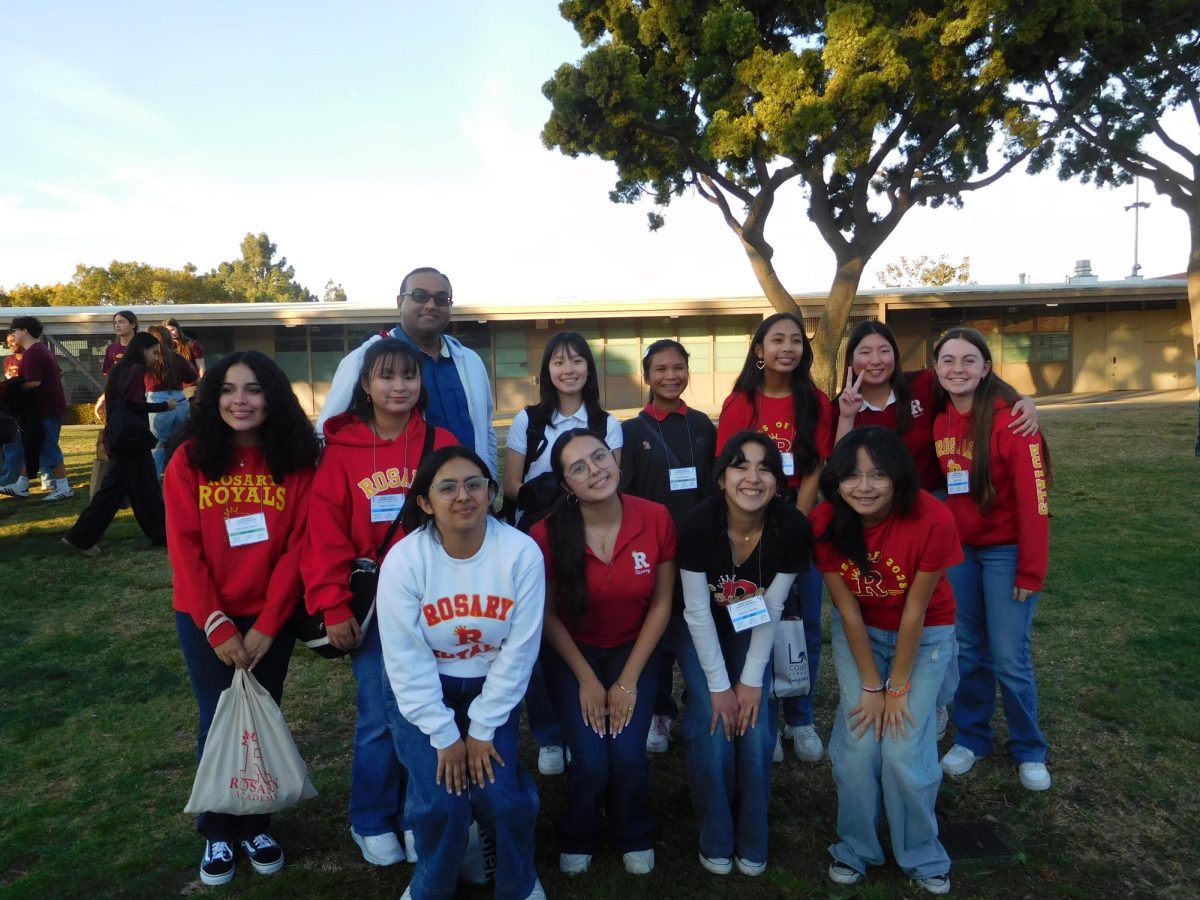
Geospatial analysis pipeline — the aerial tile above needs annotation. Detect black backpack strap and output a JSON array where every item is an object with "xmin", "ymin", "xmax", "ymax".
[
  {"xmin": 521, "ymin": 405, "xmax": 548, "ymax": 481},
  {"xmin": 587, "ymin": 405, "xmax": 608, "ymax": 437}
]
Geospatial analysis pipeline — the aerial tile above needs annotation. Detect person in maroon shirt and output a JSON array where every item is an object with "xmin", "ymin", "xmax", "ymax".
[
  {"xmin": 1, "ymin": 316, "xmax": 71, "ymax": 500},
  {"xmin": 95, "ymin": 310, "xmax": 139, "ymax": 421},
  {"xmin": 530, "ymin": 429, "xmax": 675, "ymax": 878},
  {"xmin": 0, "ymin": 332, "xmax": 25, "ymax": 485}
]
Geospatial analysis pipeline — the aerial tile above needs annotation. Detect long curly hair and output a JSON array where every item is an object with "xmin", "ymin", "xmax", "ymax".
[
  {"xmin": 729, "ymin": 313, "xmax": 821, "ymax": 473},
  {"xmin": 173, "ymin": 350, "xmax": 318, "ymax": 483}
]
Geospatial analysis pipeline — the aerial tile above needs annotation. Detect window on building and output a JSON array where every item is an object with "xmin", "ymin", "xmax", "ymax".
[
  {"xmin": 679, "ymin": 319, "xmax": 712, "ymax": 374},
  {"xmin": 274, "ymin": 325, "xmax": 309, "ymax": 384},
  {"xmin": 310, "ymin": 325, "xmax": 345, "ymax": 382}
]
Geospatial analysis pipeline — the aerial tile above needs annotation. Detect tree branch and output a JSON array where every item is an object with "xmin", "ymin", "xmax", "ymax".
[{"xmin": 1114, "ymin": 70, "xmax": 1198, "ymax": 165}]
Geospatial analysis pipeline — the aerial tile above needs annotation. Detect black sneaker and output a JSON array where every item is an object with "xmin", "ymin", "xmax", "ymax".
[
  {"xmin": 200, "ymin": 840, "xmax": 236, "ymax": 886},
  {"xmin": 240, "ymin": 833, "xmax": 284, "ymax": 875}
]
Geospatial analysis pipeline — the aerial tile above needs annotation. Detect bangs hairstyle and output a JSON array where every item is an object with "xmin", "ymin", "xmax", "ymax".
[
  {"xmin": 842, "ymin": 321, "xmax": 914, "ymax": 436},
  {"xmin": 399, "ymin": 445, "xmax": 497, "ymax": 536},
  {"xmin": 931, "ymin": 327, "xmax": 1051, "ymax": 513},
  {"xmin": 731, "ymin": 313, "xmax": 821, "ymax": 473},
  {"xmin": 349, "ymin": 338, "xmax": 428, "ymax": 421},
  {"xmin": 706, "ymin": 429, "xmax": 793, "ymax": 547},
  {"xmin": 544, "ymin": 428, "xmax": 612, "ymax": 623},
  {"xmin": 174, "ymin": 350, "xmax": 319, "ymax": 483},
  {"xmin": 104, "ymin": 332, "xmax": 159, "ymax": 407},
  {"xmin": 818, "ymin": 426, "xmax": 919, "ymax": 573},
  {"xmin": 113, "ymin": 310, "xmax": 139, "ymax": 330},
  {"xmin": 535, "ymin": 331, "xmax": 603, "ymax": 418}
]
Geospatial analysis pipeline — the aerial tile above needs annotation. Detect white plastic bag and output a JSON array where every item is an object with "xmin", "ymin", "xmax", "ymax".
[
  {"xmin": 184, "ymin": 668, "xmax": 317, "ymax": 815},
  {"xmin": 772, "ymin": 617, "xmax": 810, "ymax": 698}
]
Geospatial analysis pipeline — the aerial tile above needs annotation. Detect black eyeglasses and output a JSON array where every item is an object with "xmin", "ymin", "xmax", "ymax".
[{"xmin": 402, "ymin": 289, "xmax": 453, "ymax": 308}]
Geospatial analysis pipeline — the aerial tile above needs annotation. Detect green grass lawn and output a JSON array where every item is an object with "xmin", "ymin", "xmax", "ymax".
[{"xmin": 1, "ymin": 397, "xmax": 1198, "ymax": 899}]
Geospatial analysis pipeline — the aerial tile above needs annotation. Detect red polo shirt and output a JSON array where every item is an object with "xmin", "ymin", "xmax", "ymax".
[{"xmin": 531, "ymin": 494, "xmax": 677, "ymax": 648}]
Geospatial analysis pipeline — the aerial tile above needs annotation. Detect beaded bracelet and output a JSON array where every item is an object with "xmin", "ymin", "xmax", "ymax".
[
  {"xmin": 615, "ymin": 682, "xmax": 637, "ymax": 695},
  {"xmin": 885, "ymin": 678, "xmax": 911, "ymax": 697},
  {"xmin": 861, "ymin": 683, "xmax": 885, "ymax": 694}
]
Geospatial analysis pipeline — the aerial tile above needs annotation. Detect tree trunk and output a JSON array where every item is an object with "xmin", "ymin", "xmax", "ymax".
[
  {"xmin": 740, "ymin": 239, "xmax": 803, "ymax": 317},
  {"xmin": 810, "ymin": 257, "xmax": 866, "ymax": 397},
  {"xmin": 1188, "ymin": 206, "xmax": 1200, "ymax": 370}
]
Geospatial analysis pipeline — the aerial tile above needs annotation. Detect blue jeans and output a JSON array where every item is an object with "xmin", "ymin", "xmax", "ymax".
[
  {"xmin": 148, "ymin": 390, "xmax": 188, "ymax": 477},
  {"xmin": 383, "ymin": 674, "xmax": 538, "ymax": 900},
  {"xmin": 348, "ymin": 620, "xmax": 408, "ymax": 835},
  {"xmin": 523, "ymin": 660, "xmax": 562, "ymax": 749},
  {"xmin": 541, "ymin": 640, "xmax": 658, "ymax": 854},
  {"xmin": 828, "ymin": 611, "xmax": 953, "ymax": 879},
  {"xmin": 947, "ymin": 544, "xmax": 1047, "ymax": 763},
  {"xmin": 676, "ymin": 622, "xmax": 777, "ymax": 865},
  {"xmin": 176, "ymin": 611, "xmax": 296, "ymax": 842},
  {"xmin": 40, "ymin": 417, "xmax": 64, "ymax": 468},
  {"xmin": 781, "ymin": 562, "xmax": 823, "ymax": 727},
  {"xmin": 0, "ymin": 437, "xmax": 23, "ymax": 484}
]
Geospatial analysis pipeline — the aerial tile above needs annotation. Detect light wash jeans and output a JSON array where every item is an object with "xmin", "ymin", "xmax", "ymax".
[
  {"xmin": 147, "ymin": 389, "xmax": 188, "ymax": 476},
  {"xmin": 348, "ymin": 621, "xmax": 408, "ymax": 836},
  {"xmin": 829, "ymin": 610, "xmax": 953, "ymax": 879},
  {"xmin": 677, "ymin": 619, "xmax": 777, "ymax": 865},
  {"xmin": 946, "ymin": 543, "xmax": 1047, "ymax": 763}
]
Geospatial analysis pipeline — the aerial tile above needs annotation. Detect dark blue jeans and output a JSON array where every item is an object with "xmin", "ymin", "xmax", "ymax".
[
  {"xmin": 523, "ymin": 660, "xmax": 563, "ymax": 749},
  {"xmin": 176, "ymin": 611, "xmax": 296, "ymax": 842},
  {"xmin": 541, "ymin": 640, "xmax": 658, "ymax": 854},
  {"xmin": 383, "ymin": 673, "xmax": 538, "ymax": 900}
]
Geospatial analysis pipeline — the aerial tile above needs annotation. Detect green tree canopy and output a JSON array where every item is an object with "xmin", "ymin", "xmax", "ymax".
[
  {"xmin": 211, "ymin": 233, "xmax": 317, "ymax": 304},
  {"xmin": 876, "ymin": 254, "xmax": 972, "ymax": 288},
  {"xmin": 543, "ymin": 0, "xmax": 1100, "ymax": 389}
]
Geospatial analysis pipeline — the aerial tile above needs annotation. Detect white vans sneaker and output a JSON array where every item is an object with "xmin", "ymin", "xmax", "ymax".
[
  {"xmin": 538, "ymin": 745, "xmax": 565, "ymax": 776},
  {"xmin": 940, "ymin": 744, "xmax": 978, "ymax": 776},
  {"xmin": 559, "ymin": 852, "xmax": 592, "ymax": 875},
  {"xmin": 646, "ymin": 714, "xmax": 671, "ymax": 753},
  {"xmin": 784, "ymin": 724, "xmax": 824, "ymax": 762},
  {"xmin": 1019, "ymin": 761, "xmax": 1052, "ymax": 791},
  {"xmin": 623, "ymin": 849, "xmax": 655, "ymax": 874},
  {"xmin": 351, "ymin": 827, "xmax": 406, "ymax": 866}
]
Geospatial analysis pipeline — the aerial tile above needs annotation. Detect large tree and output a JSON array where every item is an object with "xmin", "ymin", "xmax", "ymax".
[
  {"xmin": 1030, "ymin": 2, "xmax": 1198, "ymax": 369},
  {"xmin": 542, "ymin": 0, "xmax": 1097, "ymax": 389},
  {"xmin": 211, "ymin": 233, "xmax": 317, "ymax": 304}
]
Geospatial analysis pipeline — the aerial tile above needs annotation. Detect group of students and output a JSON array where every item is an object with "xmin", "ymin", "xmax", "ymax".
[{"xmin": 153, "ymin": 306, "xmax": 1050, "ymax": 898}]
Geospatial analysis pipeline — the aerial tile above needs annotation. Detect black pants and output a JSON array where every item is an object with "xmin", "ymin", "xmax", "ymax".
[
  {"xmin": 18, "ymin": 409, "xmax": 43, "ymax": 479},
  {"xmin": 65, "ymin": 448, "xmax": 165, "ymax": 548}
]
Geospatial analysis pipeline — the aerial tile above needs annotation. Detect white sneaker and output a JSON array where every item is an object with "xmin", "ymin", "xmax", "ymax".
[
  {"xmin": 351, "ymin": 827, "xmax": 406, "ymax": 866},
  {"xmin": 935, "ymin": 705, "xmax": 950, "ymax": 741},
  {"xmin": 1019, "ymin": 761, "xmax": 1052, "ymax": 791},
  {"xmin": 772, "ymin": 732, "xmax": 784, "ymax": 763},
  {"xmin": 559, "ymin": 852, "xmax": 592, "ymax": 875},
  {"xmin": 940, "ymin": 743, "xmax": 979, "ymax": 776},
  {"xmin": 538, "ymin": 745, "xmax": 565, "ymax": 776},
  {"xmin": 735, "ymin": 856, "xmax": 766, "ymax": 876},
  {"xmin": 403, "ymin": 829, "xmax": 418, "ymax": 862},
  {"xmin": 623, "ymin": 848, "xmax": 655, "ymax": 875},
  {"xmin": 42, "ymin": 487, "xmax": 74, "ymax": 502},
  {"xmin": 646, "ymin": 714, "xmax": 671, "ymax": 753},
  {"xmin": 0, "ymin": 482, "xmax": 30, "ymax": 498},
  {"xmin": 914, "ymin": 872, "xmax": 952, "ymax": 894},
  {"xmin": 698, "ymin": 852, "xmax": 732, "ymax": 875},
  {"xmin": 524, "ymin": 878, "xmax": 547, "ymax": 899},
  {"xmin": 828, "ymin": 861, "xmax": 863, "ymax": 885},
  {"xmin": 784, "ymin": 724, "xmax": 824, "ymax": 762}
]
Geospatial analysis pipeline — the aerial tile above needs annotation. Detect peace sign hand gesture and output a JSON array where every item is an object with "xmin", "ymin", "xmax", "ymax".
[{"xmin": 838, "ymin": 367, "xmax": 866, "ymax": 419}]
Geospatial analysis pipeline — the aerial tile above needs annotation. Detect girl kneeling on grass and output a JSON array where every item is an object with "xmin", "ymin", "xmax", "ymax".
[
  {"xmin": 813, "ymin": 427, "xmax": 959, "ymax": 895},
  {"xmin": 677, "ymin": 430, "xmax": 808, "ymax": 877},
  {"xmin": 378, "ymin": 446, "xmax": 546, "ymax": 900},
  {"xmin": 166, "ymin": 351, "xmax": 319, "ymax": 886},
  {"xmin": 529, "ymin": 429, "xmax": 675, "ymax": 877},
  {"xmin": 302, "ymin": 339, "xmax": 457, "ymax": 867},
  {"xmin": 932, "ymin": 328, "xmax": 1053, "ymax": 792}
]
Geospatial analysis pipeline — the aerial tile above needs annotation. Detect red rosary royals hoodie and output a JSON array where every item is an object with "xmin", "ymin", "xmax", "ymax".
[
  {"xmin": 166, "ymin": 442, "xmax": 315, "ymax": 648},
  {"xmin": 934, "ymin": 399, "xmax": 1050, "ymax": 592},
  {"xmin": 302, "ymin": 410, "xmax": 458, "ymax": 627}
]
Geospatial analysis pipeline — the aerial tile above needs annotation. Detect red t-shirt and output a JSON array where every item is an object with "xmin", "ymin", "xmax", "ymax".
[
  {"xmin": 933, "ymin": 399, "xmax": 1050, "ymax": 592},
  {"xmin": 531, "ymin": 494, "xmax": 677, "ymax": 648},
  {"xmin": 303, "ymin": 410, "xmax": 458, "ymax": 626},
  {"xmin": 18, "ymin": 342, "xmax": 66, "ymax": 418},
  {"xmin": 3, "ymin": 351, "xmax": 20, "ymax": 380},
  {"xmin": 102, "ymin": 342, "xmax": 127, "ymax": 377},
  {"xmin": 165, "ymin": 442, "xmax": 315, "ymax": 648},
  {"xmin": 811, "ymin": 491, "xmax": 961, "ymax": 630},
  {"xmin": 847, "ymin": 368, "xmax": 941, "ymax": 492},
  {"xmin": 716, "ymin": 388, "xmax": 834, "ymax": 489}
]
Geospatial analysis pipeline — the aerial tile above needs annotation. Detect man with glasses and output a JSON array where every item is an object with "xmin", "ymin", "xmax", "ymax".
[{"xmin": 318, "ymin": 266, "xmax": 497, "ymax": 478}]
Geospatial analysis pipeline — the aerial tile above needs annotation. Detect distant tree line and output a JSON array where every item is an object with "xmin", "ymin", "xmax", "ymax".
[{"xmin": 0, "ymin": 233, "xmax": 347, "ymax": 308}]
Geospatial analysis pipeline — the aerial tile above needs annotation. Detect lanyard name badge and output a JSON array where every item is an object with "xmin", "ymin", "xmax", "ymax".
[
  {"xmin": 651, "ymin": 411, "xmax": 700, "ymax": 492},
  {"xmin": 946, "ymin": 469, "xmax": 970, "ymax": 495},
  {"xmin": 370, "ymin": 492, "xmax": 405, "ymax": 523},
  {"xmin": 728, "ymin": 590, "xmax": 771, "ymax": 632},
  {"xmin": 780, "ymin": 452, "xmax": 795, "ymax": 476},
  {"xmin": 226, "ymin": 512, "xmax": 269, "ymax": 547}
]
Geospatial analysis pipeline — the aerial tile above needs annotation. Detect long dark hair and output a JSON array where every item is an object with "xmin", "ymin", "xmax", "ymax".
[
  {"xmin": 931, "ymin": 327, "xmax": 1051, "ymax": 513},
  {"xmin": 818, "ymin": 426, "xmax": 919, "ymax": 574},
  {"xmin": 543, "ymin": 428, "xmax": 612, "ymax": 622},
  {"xmin": 534, "ymin": 331, "xmax": 605, "ymax": 422},
  {"xmin": 163, "ymin": 317, "xmax": 195, "ymax": 360},
  {"xmin": 707, "ymin": 429, "xmax": 792, "ymax": 535},
  {"xmin": 104, "ymin": 332, "xmax": 158, "ymax": 408},
  {"xmin": 348, "ymin": 338, "xmax": 428, "ymax": 421},
  {"xmin": 399, "ymin": 446, "xmax": 496, "ymax": 536},
  {"xmin": 841, "ymin": 321, "xmax": 914, "ymax": 436},
  {"xmin": 175, "ymin": 350, "xmax": 318, "ymax": 483},
  {"xmin": 145, "ymin": 324, "xmax": 185, "ymax": 390},
  {"xmin": 730, "ymin": 313, "xmax": 820, "ymax": 473}
]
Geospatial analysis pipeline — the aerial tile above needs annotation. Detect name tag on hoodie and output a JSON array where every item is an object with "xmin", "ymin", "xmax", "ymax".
[
  {"xmin": 370, "ymin": 493, "xmax": 406, "ymax": 523},
  {"xmin": 946, "ymin": 470, "xmax": 970, "ymax": 495},
  {"xmin": 226, "ymin": 512, "xmax": 269, "ymax": 546}
]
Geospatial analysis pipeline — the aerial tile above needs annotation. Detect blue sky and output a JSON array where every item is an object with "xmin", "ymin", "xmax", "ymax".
[{"xmin": 0, "ymin": 1, "xmax": 1191, "ymax": 305}]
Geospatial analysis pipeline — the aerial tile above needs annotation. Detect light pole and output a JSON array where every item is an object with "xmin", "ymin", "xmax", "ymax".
[{"xmin": 1124, "ymin": 178, "xmax": 1150, "ymax": 277}]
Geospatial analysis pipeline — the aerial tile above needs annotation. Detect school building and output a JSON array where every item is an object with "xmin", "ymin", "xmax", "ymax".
[{"xmin": 7, "ymin": 270, "xmax": 1194, "ymax": 417}]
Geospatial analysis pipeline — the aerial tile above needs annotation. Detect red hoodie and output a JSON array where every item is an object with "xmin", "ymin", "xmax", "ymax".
[
  {"xmin": 302, "ymin": 410, "xmax": 457, "ymax": 627},
  {"xmin": 166, "ymin": 442, "xmax": 315, "ymax": 648},
  {"xmin": 933, "ymin": 398, "xmax": 1050, "ymax": 592}
]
